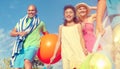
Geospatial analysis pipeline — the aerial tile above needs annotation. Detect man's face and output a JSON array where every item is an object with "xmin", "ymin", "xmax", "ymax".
[{"xmin": 27, "ymin": 5, "xmax": 37, "ymax": 18}]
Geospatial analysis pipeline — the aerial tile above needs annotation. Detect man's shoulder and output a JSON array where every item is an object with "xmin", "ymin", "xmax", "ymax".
[
  {"xmin": 38, "ymin": 20, "xmax": 46, "ymax": 26},
  {"xmin": 39, "ymin": 20, "xmax": 45, "ymax": 24}
]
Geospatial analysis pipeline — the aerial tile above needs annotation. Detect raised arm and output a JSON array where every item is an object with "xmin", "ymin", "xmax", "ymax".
[
  {"xmin": 96, "ymin": 0, "xmax": 106, "ymax": 33},
  {"xmin": 90, "ymin": 6, "xmax": 97, "ymax": 10}
]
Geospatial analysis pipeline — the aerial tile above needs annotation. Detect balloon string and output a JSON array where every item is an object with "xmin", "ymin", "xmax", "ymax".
[{"xmin": 92, "ymin": 16, "xmax": 109, "ymax": 52}]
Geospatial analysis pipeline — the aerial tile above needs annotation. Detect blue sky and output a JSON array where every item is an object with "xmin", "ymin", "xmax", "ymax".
[{"xmin": 0, "ymin": 0, "xmax": 97, "ymax": 68}]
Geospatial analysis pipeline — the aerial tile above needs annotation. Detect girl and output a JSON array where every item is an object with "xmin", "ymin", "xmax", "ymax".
[
  {"xmin": 50, "ymin": 5, "xmax": 87, "ymax": 69},
  {"xmin": 75, "ymin": 3, "xmax": 101, "ymax": 53}
]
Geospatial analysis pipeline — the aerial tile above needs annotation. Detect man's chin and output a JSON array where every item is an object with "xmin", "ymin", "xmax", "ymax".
[{"xmin": 28, "ymin": 16, "xmax": 34, "ymax": 18}]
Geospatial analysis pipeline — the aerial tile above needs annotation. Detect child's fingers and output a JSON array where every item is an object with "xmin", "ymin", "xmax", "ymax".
[
  {"xmin": 47, "ymin": 64, "xmax": 51, "ymax": 69},
  {"xmin": 50, "ymin": 57, "xmax": 55, "ymax": 64}
]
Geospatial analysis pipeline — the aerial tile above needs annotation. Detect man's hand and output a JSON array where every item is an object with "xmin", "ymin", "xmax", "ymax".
[{"xmin": 18, "ymin": 31, "xmax": 27, "ymax": 36}]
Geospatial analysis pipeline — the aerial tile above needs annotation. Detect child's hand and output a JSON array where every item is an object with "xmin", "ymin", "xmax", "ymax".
[
  {"xmin": 47, "ymin": 64, "xmax": 51, "ymax": 69},
  {"xmin": 83, "ymin": 48, "xmax": 88, "ymax": 56},
  {"xmin": 50, "ymin": 55, "xmax": 56, "ymax": 64}
]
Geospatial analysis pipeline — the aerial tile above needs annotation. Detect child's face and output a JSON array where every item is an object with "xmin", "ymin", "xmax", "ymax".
[
  {"xmin": 64, "ymin": 8, "xmax": 75, "ymax": 22},
  {"xmin": 76, "ymin": 6, "xmax": 88, "ymax": 17}
]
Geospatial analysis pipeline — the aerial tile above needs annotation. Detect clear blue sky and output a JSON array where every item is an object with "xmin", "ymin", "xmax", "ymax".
[
  {"xmin": 0, "ymin": 0, "xmax": 97, "ymax": 66},
  {"xmin": 0, "ymin": 0, "xmax": 97, "ymax": 33}
]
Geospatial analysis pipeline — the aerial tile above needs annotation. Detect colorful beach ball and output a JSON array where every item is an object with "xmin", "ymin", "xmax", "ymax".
[{"xmin": 37, "ymin": 34, "xmax": 61, "ymax": 64}]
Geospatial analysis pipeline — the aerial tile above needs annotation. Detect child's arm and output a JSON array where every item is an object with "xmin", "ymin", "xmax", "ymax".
[
  {"xmin": 91, "ymin": 13, "xmax": 96, "ymax": 19},
  {"xmin": 90, "ymin": 6, "xmax": 97, "ymax": 10},
  {"xmin": 89, "ymin": 6, "xmax": 97, "ymax": 22},
  {"xmin": 77, "ymin": 24, "xmax": 88, "ymax": 55},
  {"xmin": 50, "ymin": 25, "xmax": 62, "ymax": 63},
  {"xmin": 90, "ymin": 13, "xmax": 96, "ymax": 22}
]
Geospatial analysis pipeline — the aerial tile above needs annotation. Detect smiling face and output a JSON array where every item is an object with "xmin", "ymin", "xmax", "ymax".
[
  {"xmin": 76, "ymin": 6, "xmax": 88, "ymax": 17},
  {"xmin": 27, "ymin": 5, "xmax": 37, "ymax": 18},
  {"xmin": 64, "ymin": 8, "xmax": 75, "ymax": 22}
]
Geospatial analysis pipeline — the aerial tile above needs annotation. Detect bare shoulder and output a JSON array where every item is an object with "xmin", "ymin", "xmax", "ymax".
[
  {"xmin": 76, "ymin": 24, "xmax": 82, "ymax": 29},
  {"xmin": 76, "ymin": 24, "xmax": 81, "ymax": 27},
  {"xmin": 58, "ymin": 24, "xmax": 64, "ymax": 31},
  {"xmin": 59, "ymin": 24, "xmax": 63, "ymax": 28},
  {"xmin": 91, "ymin": 13, "xmax": 96, "ymax": 18}
]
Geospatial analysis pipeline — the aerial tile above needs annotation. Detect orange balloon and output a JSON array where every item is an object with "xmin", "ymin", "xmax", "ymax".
[{"xmin": 37, "ymin": 34, "xmax": 61, "ymax": 64}]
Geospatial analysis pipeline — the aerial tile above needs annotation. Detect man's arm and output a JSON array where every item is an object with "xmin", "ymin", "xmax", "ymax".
[
  {"xmin": 41, "ymin": 21, "xmax": 49, "ymax": 35},
  {"xmin": 10, "ymin": 28, "xmax": 27, "ymax": 37}
]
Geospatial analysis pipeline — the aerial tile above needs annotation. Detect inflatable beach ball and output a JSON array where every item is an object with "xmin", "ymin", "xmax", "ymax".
[{"xmin": 37, "ymin": 34, "xmax": 61, "ymax": 64}]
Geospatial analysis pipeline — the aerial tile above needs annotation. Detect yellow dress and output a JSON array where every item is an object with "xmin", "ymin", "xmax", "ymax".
[{"xmin": 61, "ymin": 24, "xmax": 85, "ymax": 69}]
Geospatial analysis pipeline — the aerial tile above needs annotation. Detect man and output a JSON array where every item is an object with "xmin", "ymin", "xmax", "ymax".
[
  {"xmin": 10, "ymin": 4, "xmax": 48, "ymax": 69},
  {"xmin": 96, "ymin": 0, "xmax": 120, "ymax": 69}
]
